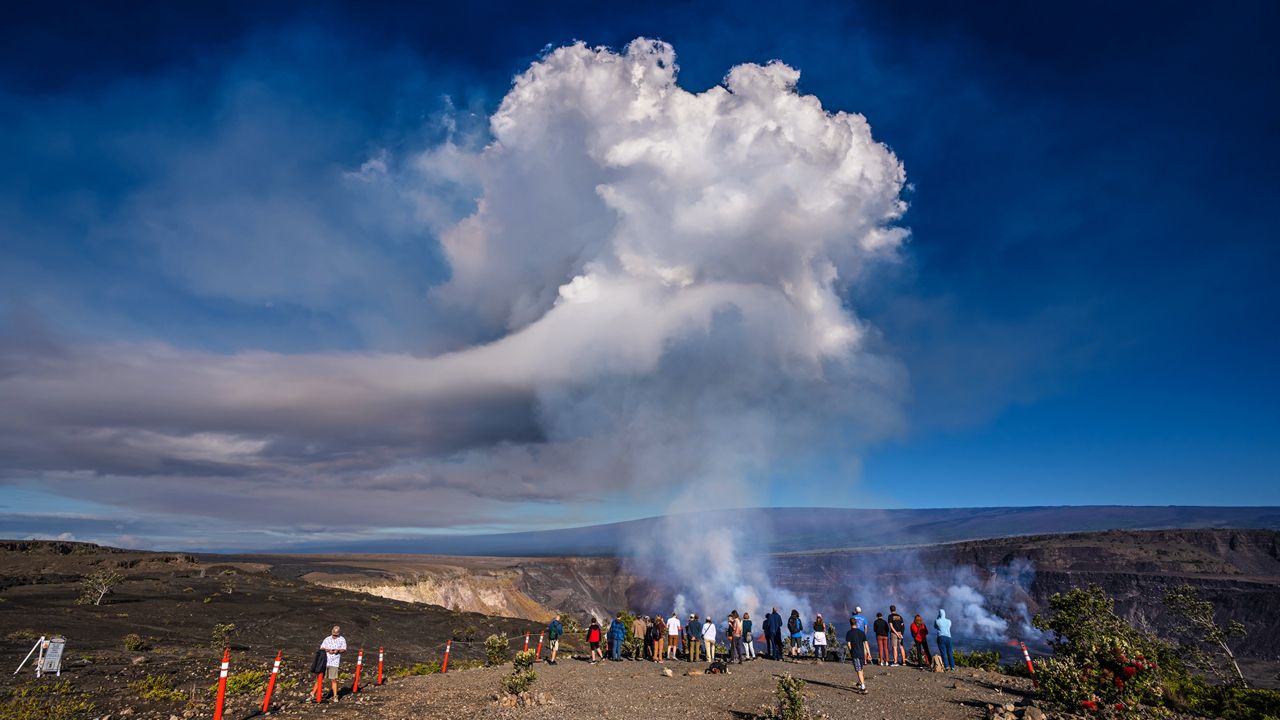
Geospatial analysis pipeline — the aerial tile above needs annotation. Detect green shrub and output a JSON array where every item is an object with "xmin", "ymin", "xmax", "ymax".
[
  {"xmin": 512, "ymin": 649, "xmax": 536, "ymax": 672},
  {"xmin": 211, "ymin": 670, "xmax": 267, "ymax": 697},
  {"xmin": 391, "ymin": 662, "xmax": 441, "ymax": 678},
  {"xmin": 1163, "ymin": 673, "xmax": 1280, "ymax": 720},
  {"xmin": 775, "ymin": 674, "xmax": 808, "ymax": 720},
  {"xmin": 953, "ymin": 649, "xmax": 1000, "ymax": 672},
  {"xmin": 122, "ymin": 633, "xmax": 147, "ymax": 651},
  {"xmin": 0, "ymin": 696, "xmax": 96, "ymax": 720},
  {"xmin": 3, "ymin": 630, "xmax": 37, "ymax": 642},
  {"xmin": 129, "ymin": 675, "xmax": 185, "ymax": 703},
  {"xmin": 499, "ymin": 650, "xmax": 538, "ymax": 696},
  {"xmin": 209, "ymin": 623, "xmax": 236, "ymax": 648},
  {"xmin": 560, "ymin": 615, "xmax": 582, "ymax": 634},
  {"xmin": 484, "ymin": 633, "xmax": 510, "ymax": 666}
]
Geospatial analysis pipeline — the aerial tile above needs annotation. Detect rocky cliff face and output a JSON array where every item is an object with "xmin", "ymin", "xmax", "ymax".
[{"xmin": 275, "ymin": 529, "xmax": 1280, "ymax": 660}]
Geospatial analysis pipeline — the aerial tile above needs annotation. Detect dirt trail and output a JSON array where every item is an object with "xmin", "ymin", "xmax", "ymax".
[{"xmin": 267, "ymin": 657, "xmax": 1039, "ymax": 720}]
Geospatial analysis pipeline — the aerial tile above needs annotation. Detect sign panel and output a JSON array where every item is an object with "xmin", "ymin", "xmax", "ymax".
[{"xmin": 39, "ymin": 638, "xmax": 65, "ymax": 675}]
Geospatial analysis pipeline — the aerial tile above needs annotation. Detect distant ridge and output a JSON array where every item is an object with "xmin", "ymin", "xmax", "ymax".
[{"xmin": 268, "ymin": 505, "xmax": 1280, "ymax": 556}]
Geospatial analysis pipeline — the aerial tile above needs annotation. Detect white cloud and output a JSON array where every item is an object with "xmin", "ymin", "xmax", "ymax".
[{"xmin": 0, "ymin": 39, "xmax": 910, "ymax": 537}]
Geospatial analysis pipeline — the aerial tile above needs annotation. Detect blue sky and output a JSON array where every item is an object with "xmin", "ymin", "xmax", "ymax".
[{"xmin": 1, "ymin": 0, "xmax": 1277, "ymax": 549}]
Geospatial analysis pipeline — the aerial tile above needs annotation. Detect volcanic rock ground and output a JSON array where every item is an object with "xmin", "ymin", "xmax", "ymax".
[{"xmin": 266, "ymin": 656, "xmax": 1041, "ymax": 720}]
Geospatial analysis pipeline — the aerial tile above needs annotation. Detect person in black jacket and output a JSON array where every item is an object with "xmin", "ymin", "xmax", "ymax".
[
  {"xmin": 761, "ymin": 610, "xmax": 776, "ymax": 659},
  {"xmin": 873, "ymin": 612, "xmax": 891, "ymax": 665}
]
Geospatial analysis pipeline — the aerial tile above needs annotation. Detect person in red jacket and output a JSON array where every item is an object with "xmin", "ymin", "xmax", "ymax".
[
  {"xmin": 909, "ymin": 614, "xmax": 932, "ymax": 666},
  {"xmin": 587, "ymin": 618, "xmax": 603, "ymax": 664}
]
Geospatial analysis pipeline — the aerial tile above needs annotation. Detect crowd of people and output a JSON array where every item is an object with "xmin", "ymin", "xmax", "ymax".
[{"xmin": 559, "ymin": 603, "xmax": 961, "ymax": 691}]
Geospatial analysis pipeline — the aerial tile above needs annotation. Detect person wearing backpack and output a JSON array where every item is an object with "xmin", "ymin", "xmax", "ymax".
[
  {"xmin": 787, "ymin": 610, "xmax": 803, "ymax": 657},
  {"xmin": 686, "ymin": 614, "xmax": 702, "ymax": 662},
  {"xmin": 888, "ymin": 605, "xmax": 906, "ymax": 666},
  {"xmin": 546, "ymin": 614, "xmax": 564, "ymax": 664},
  {"xmin": 742, "ymin": 612, "xmax": 756, "ymax": 660}
]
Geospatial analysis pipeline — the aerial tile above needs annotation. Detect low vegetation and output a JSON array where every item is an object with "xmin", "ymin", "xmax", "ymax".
[
  {"xmin": 75, "ymin": 569, "xmax": 124, "ymax": 606},
  {"xmin": 485, "ymin": 633, "xmax": 510, "ymax": 666},
  {"xmin": 122, "ymin": 633, "xmax": 147, "ymax": 651},
  {"xmin": 499, "ymin": 650, "xmax": 537, "ymax": 696},
  {"xmin": 774, "ymin": 674, "xmax": 808, "ymax": 720},
  {"xmin": 392, "ymin": 661, "xmax": 442, "ymax": 678},
  {"xmin": 1032, "ymin": 584, "xmax": 1280, "ymax": 718},
  {"xmin": 209, "ymin": 669, "xmax": 268, "ymax": 696},
  {"xmin": 209, "ymin": 622, "xmax": 236, "ymax": 648},
  {"xmin": 3, "ymin": 681, "xmax": 97, "ymax": 720},
  {"xmin": 953, "ymin": 648, "xmax": 1001, "ymax": 672},
  {"xmin": 128, "ymin": 674, "xmax": 186, "ymax": 703}
]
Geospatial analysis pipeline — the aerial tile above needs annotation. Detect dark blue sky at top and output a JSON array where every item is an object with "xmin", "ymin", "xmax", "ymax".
[{"xmin": 2, "ymin": 0, "xmax": 1277, "ymax": 529}]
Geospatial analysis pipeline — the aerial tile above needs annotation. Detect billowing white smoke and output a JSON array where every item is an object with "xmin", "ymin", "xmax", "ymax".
[
  {"xmin": 413, "ymin": 39, "xmax": 911, "ymax": 621},
  {"xmin": 0, "ymin": 39, "xmax": 908, "ymax": 554}
]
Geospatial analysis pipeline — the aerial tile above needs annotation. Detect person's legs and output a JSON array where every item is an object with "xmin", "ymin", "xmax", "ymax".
[
  {"xmin": 549, "ymin": 639, "xmax": 559, "ymax": 663},
  {"xmin": 894, "ymin": 635, "xmax": 905, "ymax": 664},
  {"xmin": 704, "ymin": 639, "xmax": 715, "ymax": 661},
  {"xmin": 940, "ymin": 636, "xmax": 954, "ymax": 669},
  {"xmin": 745, "ymin": 636, "xmax": 755, "ymax": 659},
  {"xmin": 877, "ymin": 636, "xmax": 888, "ymax": 664}
]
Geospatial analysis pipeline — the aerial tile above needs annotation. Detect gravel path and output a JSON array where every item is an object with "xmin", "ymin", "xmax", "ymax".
[{"xmin": 270, "ymin": 656, "xmax": 1039, "ymax": 720}]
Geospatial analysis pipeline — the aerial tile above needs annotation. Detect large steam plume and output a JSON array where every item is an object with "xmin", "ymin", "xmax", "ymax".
[{"xmin": 0, "ymin": 38, "xmax": 910, "ymax": 545}]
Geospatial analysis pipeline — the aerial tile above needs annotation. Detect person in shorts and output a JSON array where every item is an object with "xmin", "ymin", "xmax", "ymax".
[
  {"xmin": 546, "ymin": 614, "xmax": 564, "ymax": 664},
  {"xmin": 320, "ymin": 625, "xmax": 346, "ymax": 702},
  {"xmin": 888, "ymin": 605, "xmax": 906, "ymax": 666},
  {"xmin": 845, "ymin": 619, "xmax": 867, "ymax": 692},
  {"xmin": 587, "ymin": 618, "xmax": 602, "ymax": 663}
]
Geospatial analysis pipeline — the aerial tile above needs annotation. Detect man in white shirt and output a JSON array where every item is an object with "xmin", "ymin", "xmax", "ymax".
[
  {"xmin": 665, "ymin": 614, "xmax": 682, "ymax": 660},
  {"xmin": 320, "ymin": 625, "xmax": 346, "ymax": 702}
]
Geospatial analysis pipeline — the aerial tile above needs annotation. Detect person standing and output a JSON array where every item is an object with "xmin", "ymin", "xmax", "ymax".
[
  {"xmin": 787, "ymin": 610, "xmax": 803, "ymax": 657},
  {"xmin": 587, "ymin": 618, "xmax": 603, "ymax": 664},
  {"xmin": 631, "ymin": 614, "xmax": 648, "ymax": 660},
  {"xmin": 873, "ymin": 612, "xmax": 890, "ymax": 666},
  {"xmin": 609, "ymin": 613, "xmax": 627, "ymax": 661},
  {"xmin": 812, "ymin": 614, "xmax": 828, "ymax": 660},
  {"xmin": 701, "ymin": 615, "xmax": 717, "ymax": 662},
  {"xmin": 852, "ymin": 607, "xmax": 872, "ymax": 664},
  {"xmin": 769, "ymin": 607, "xmax": 784, "ymax": 660},
  {"xmin": 654, "ymin": 615, "xmax": 667, "ymax": 664},
  {"xmin": 888, "ymin": 606, "xmax": 906, "ymax": 666},
  {"xmin": 319, "ymin": 625, "xmax": 346, "ymax": 703},
  {"xmin": 742, "ymin": 612, "xmax": 756, "ymax": 660},
  {"xmin": 934, "ymin": 609, "xmax": 955, "ymax": 670},
  {"xmin": 547, "ymin": 614, "xmax": 564, "ymax": 665},
  {"xmin": 845, "ymin": 619, "xmax": 867, "ymax": 692},
  {"xmin": 666, "ymin": 613, "xmax": 682, "ymax": 660},
  {"xmin": 644, "ymin": 617, "xmax": 660, "ymax": 661},
  {"xmin": 909, "ymin": 614, "xmax": 931, "ymax": 666},
  {"xmin": 728, "ymin": 611, "xmax": 744, "ymax": 664},
  {"xmin": 761, "ymin": 609, "xmax": 776, "ymax": 659},
  {"xmin": 686, "ymin": 614, "xmax": 701, "ymax": 662}
]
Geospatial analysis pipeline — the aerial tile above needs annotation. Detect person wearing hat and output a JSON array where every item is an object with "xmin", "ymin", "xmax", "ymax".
[
  {"xmin": 852, "ymin": 607, "xmax": 871, "ymax": 663},
  {"xmin": 686, "ymin": 614, "xmax": 701, "ymax": 662}
]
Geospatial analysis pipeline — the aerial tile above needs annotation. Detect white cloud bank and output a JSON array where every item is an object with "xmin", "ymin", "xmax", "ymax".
[{"xmin": 0, "ymin": 39, "xmax": 910, "ymax": 539}]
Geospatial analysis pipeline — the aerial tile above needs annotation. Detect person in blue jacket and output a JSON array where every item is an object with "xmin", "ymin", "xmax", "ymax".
[
  {"xmin": 546, "ymin": 614, "xmax": 564, "ymax": 665},
  {"xmin": 934, "ymin": 609, "xmax": 954, "ymax": 670},
  {"xmin": 769, "ymin": 607, "xmax": 784, "ymax": 660},
  {"xmin": 608, "ymin": 613, "xmax": 627, "ymax": 661}
]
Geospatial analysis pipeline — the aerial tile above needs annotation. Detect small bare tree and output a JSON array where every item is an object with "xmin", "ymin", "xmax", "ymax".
[
  {"xmin": 1164, "ymin": 584, "xmax": 1247, "ymax": 687},
  {"xmin": 76, "ymin": 569, "xmax": 125, "ymax": 606}
]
